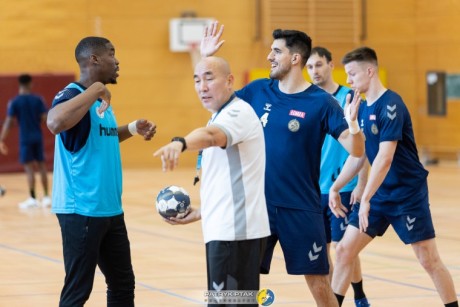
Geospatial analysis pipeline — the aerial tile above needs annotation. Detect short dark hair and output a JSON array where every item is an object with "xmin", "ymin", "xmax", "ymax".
[
  {"xmin": 310, "ymin": 46, "xmax": 332, "ymax": 62},
  {"xmin": 342, "ymin": 47, "xmax": 378, "ymax": 66},
  {"xmin": 272, "ymin": 29, "xmax": 312, "ymax": 66},
  {"xmin": 75, "ymin": 36, "xmax": 111, "ymax": 63},
  {"xmin": 18, "ymin": 74, "xmax": 32, "ymax": 85}
]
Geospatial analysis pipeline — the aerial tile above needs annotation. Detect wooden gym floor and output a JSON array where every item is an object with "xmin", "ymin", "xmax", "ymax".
[{"xmin": 0, "ymin": 164, "xmax": 459, "ymax": 306}]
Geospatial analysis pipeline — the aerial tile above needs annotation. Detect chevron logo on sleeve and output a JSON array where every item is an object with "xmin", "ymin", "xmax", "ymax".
[{"xmin": 387, "ymin": 104, "xmax": 397, "ymax": 120}]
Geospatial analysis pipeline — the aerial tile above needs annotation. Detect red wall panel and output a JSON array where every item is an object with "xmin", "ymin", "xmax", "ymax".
[{"xmin": 0, "ymin": 73, "xmax": 75, "ymax": 173}]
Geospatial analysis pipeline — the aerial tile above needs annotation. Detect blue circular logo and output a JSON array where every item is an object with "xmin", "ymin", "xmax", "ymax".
[{"xmin": 256, "ymin": 288, "xmax": 275, "ymax": 306}]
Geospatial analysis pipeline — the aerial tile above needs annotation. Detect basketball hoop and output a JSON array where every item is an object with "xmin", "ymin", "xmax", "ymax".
[
  {"xmin": 169, "ymin": 18, "xmax": 213, "ymax": 52},
  {"xmin": 168, "ymin": 17, "xmax": 213, "ymax": 68}
]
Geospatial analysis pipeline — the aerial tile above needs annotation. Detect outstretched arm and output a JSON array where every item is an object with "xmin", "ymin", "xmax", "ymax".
[{"xmin": 154, "ymin": 125, "xmax": 227, "ymax": 172}]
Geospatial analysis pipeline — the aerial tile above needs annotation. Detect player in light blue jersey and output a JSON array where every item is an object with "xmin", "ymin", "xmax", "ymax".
[
  {"xmin": 47, "ymin": 36, "xmax": 156, "ymax": 307},
  {"xmin": 307, "ymin": 47, "xmax": 370, "ymax": 307},
  {"xmin": 329, "ymin": 47, "xmax": 458, "ymax": 307},
  {"xmin": 201, "ymin": 21, "xmax": 365, "ymax": 307}
]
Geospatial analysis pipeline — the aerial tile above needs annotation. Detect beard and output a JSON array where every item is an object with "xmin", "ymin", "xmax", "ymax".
[{"xmin": 269, "ymin": 64, "xmax": 290, "ymax": 80}]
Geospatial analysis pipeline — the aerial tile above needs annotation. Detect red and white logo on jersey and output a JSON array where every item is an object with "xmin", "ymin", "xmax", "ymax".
[
  {"xmin": 289, "ymin": 110, "xmax": 305, "ymax": 118},
  {"xmin": 369, "ymin": 114, "xmax": 376, "ymax": 120}
]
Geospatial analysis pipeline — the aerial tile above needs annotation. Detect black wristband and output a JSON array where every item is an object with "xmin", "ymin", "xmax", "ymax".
[{"xmin": 171, "ymin": 137, "xmax": 187, "ymax": 152}]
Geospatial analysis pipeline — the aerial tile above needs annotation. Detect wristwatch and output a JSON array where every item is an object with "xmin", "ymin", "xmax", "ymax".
[{"xmin": 171, "ymin": 137, "xmax": 187, "ymax": 152}]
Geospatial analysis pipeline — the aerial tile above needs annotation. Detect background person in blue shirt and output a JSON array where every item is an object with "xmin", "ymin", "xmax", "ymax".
[
  {"xmin": 0, "ymin": 74, "xmax": 51, "ymax": 208},
  {"xmin": 329, "ymin": 47, "xmax": 458, "ymax": 307}
]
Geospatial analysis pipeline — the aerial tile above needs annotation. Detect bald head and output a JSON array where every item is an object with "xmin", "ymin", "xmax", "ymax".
[
  {"xmin": 193, "ymin": 56, "xmax": 235, "ymax": 113},
  {"xmin": 194, "ymin": 56, "xmax": 231, "ymax": 76}
]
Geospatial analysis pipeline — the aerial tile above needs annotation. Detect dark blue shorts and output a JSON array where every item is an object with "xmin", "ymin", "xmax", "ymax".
[
  {"xmin": 348, "ymin": 191, "xmax": 436, "ymax": 244},
  {"xmin": 260, "ymin": 205, "xmax": 329, "ymax": 275},
  {"xmin": 20, "ymin": 141, "xmax": 44, "ymax": 164},
  {"xmin": 321, "ymin": 191, "xmax": 353, "ymax": 243}
]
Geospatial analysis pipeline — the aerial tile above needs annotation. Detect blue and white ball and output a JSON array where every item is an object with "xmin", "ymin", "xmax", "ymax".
[{"xmin": 156, "ymin": 185, "xmax": 191, "ymax": 219}]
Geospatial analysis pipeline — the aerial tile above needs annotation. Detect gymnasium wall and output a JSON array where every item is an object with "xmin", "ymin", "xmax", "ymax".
[
  {"xmin": 361, "ymin": 0, "xmax": 460, "ymax": 158},
  {"xmin": 1, "ymin": 0, "xmax": 459, "ymax": 170},
  {"xmin": 0, "ymin": 74, "xmax": 75, "ymax": 172},
  {"xmin": 0, "ymin": 0, "xmax": 262, "ymax": 169}
]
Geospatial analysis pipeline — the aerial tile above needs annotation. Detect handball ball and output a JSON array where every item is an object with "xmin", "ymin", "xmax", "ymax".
[{"xmin": 156, "ymin": 185, "xmax": 191, "ymax": 219}]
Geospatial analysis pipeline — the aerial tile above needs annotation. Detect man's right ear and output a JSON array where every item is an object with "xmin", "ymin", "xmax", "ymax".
[{"xmin": 90, "ymin": 54, "xmax": 99, "ymax": 64}]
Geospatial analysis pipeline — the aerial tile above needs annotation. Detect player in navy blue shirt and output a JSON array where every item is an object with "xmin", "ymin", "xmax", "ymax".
[
  {"xmin": 201, "ymin": 21, "xmax": 365, "ymax": 306},
  {"xmin": 307, "ymin": 46, "xmax": 370, "ymax": 307},
  {"xmin": 0, "ymin": 74, "xmax": 51, "ymax": 208},
  {"xmin": 329, "ymin": 47, "xmax": 458, "ymax": 307}
]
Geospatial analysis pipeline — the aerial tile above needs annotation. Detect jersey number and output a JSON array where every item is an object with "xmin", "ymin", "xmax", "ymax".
[{"xmin": 260, "ymin": 113, "xmax": 269, "ymax": 127}]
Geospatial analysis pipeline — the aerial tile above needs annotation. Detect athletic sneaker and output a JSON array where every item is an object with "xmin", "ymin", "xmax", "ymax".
[
  {"xmin": 41, "ymin": 196, "xmax": 52, "ymax": 207},
  {"xmin": 18, "ymin": 197, "xmax": 39, "ymax": 209},
  {"xmin": 355, "ymin": 297, "xmax": 371, "ymax": 307},
  {"xmin": 0, "ymin": 186, "xmax": 5, "ymax": 197}
]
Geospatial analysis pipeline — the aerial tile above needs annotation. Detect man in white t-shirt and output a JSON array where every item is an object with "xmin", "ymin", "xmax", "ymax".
[{"xmin": 154, "ymin": 56, "xmax": 270, "ymax": 305}]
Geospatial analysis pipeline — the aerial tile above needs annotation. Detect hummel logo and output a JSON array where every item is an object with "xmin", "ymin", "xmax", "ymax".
[
  {"xmin": 340, "ymin": 216, "xmax": 350, "ymax": 231},
  {"xmin": 406, "ymin": 215, "xmax": 416, "ymax": 231},
  {"xmin": 54, "ymin": 91, "xmax": 64, "ymax": 99},
  {"xmin": 212, "ymin": 281, "xmax": 224, "ymax": 303},
  {"xmin": 387, "ymin": 105, "xmax": 396, "ymax": 112},
  {"xmin": 228, "ymin": 109, "xmax": 240, "ymax": 117},
  {"xmin": 387, "ymin": 104, "xmax": 397, "ymax": 120},
  {"xmin": 308, "ymin": 242, "xmax": 323, "ymax": 261},
  {"xmin": 213, "ymin": 281, "xmax": 224, "ymax": 291},
  {"xmin": 387, "ymin": 112, "xmax": 396, "ymax": 120}
]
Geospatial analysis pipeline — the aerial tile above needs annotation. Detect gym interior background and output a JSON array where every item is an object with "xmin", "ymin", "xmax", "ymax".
[{"xmin": 1, "ymin": 0, "xmax": 459, "ymax": 170}]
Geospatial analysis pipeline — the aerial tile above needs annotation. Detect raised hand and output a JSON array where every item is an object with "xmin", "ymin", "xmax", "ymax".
[
  {"xmin": 200, "ymin": 21, "xmax": 225, "ymax": 57},
  {"xmin": 344, "ymin": 90, "xmax": 362, "ymax": 122}
]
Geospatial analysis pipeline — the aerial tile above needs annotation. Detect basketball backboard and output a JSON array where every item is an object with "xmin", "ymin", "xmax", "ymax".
[{"xmin": 169, "ymin": 18, "xmax": 214, "ymax": 52}]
